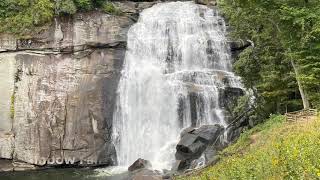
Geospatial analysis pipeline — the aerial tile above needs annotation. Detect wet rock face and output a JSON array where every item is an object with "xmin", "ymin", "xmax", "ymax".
[
  {"xmin": 0, "ymin": 2, "xmax": 156, "ymax": 169},
  {"xmin": 128, "ymin": 159, "xmax": 163, "ymax": 180},
  {"xmin": 130, "ymin": 169, "xmax": 163, "ymax": 180},
  {"xmin": 174, "ymin": 124, "xmax": 224, "ymax": 171},
  {"xmin": 128, "ymin": 158, "xmax": 152, "ymax": 171},
  {"xmin": 219, "ymin": 87, "xmax": 245, "ymax": 121}
]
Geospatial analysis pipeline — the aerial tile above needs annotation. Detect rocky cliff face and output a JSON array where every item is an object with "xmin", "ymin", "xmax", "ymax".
[
  {"xmin": 0, "ymin": 1, "xmax": 249, "ymax": 172},
  {"xmin": 0, "ymin": 1, "xmax": 156, "ymax": 171}
]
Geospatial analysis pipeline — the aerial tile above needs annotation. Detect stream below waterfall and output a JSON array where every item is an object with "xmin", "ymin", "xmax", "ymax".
[{"xmin": 0, "ymin": 168, "xmax": 127, "ymax": 180}]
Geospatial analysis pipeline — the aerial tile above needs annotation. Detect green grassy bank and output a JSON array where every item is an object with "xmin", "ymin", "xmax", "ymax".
[{"xmin": 177, "ymin": 114, "xmax": 320, "ymax": 180}]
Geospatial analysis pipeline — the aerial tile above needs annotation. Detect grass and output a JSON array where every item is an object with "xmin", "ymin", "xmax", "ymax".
[{"xmin": 176, "ymin": 114, "xmax": 320, "ymax": 180}]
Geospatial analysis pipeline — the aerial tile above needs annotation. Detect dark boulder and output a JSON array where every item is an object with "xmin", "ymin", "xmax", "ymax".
[
  {"xmin": 194, "ymin": 0, "xmax": 217, "ymax": 6},
  {"xmin": 128, "ymin": 158, "xmax": 152, "ymax": 172},
  {"xmin": 226, "ymin": 112, "xmax": 251, "ymax": 142},
  {"xmin": 229, "ymin": 40, "xmax": 252, "ymax": 52},
  {"xmin": 219, "ymin": 87, "xmax": 246, "ymax": 126},
  {"xmin": 174, "ymin": 124, "xmax": 224, "ymax": 171},
  {"xmin": 228, "ymin": 40, "xmax": 253, "ymax": 58},
  {"xmin": 219, "ymin": 87, "xmax": 244, "ymax": 112},
  {"xmin": 180, "ymin": 127, "xmax": 195, "ymax": 138},
  {"xmin": 176, "ymin": 133, "xmax": 206, "ymax": 161},
  {"xmin": 192, "ymin": 125, "xmax": 225, "ymax": 144},
  {"xmin": 172, "ymin": 160, "xmax": 191, "ymax": 172}
]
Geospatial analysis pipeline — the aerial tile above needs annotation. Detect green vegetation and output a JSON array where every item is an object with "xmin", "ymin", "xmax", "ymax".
[
  {"xmin": 181, "ymin": 1, "xmax": 320, "ymax": 178},
  {"xmin": 219, "ymin": 0, "xmax": 320, "ymax": 119},
  {"xmin": 10, "ymin": 93, "xmax": 15, "ymax": 119},
  {"xmin": 177, "ymin": 115, "xmax": 320, "ymax": 179},
  {"xmin": 55, "ymin": 0, "xmax": 77, "ymax": 15},
  {"xmin": 0, "ymin": 0, "xmax": 122, "ymax": 36},
  {"xmin": 0, "ymin": 0, "xmax": 54, "ymax": 35},
  {"xmin": 102, "ymin": 2, "xmax": 122, "ymax": 15}
]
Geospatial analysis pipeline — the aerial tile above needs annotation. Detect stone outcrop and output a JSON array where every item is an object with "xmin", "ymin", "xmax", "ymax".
[
  {"xmin": 194, "ymin": 0, "xmax": 217, "ymax": 6},
  {"xmin": 0, "ymin": 132, "xmax": 14, "ymax": 159},
  {"xmin": 12, "ymin": 48, "xmax": 122, "ymax": 166},
  {"xmin": 0, "ymin": 159, "xmax": 14, "ymax": 172},
  {"xmin": 228, "ymin": 40, "xmax": 253, "ymax": 59},
  {"xmin": 0, "ymin": 54, "xmax": 16, "ymax": 131},
  {"xmin": 174, "ymin": 124, "xmax": 224, "ymax": 171},
  {"xmin": 0, "ymin": 1, "xmax": 156, "ymax": 170},
  {"xmin": 128, "ymin": 158, "xmax": 152, "ymax": 172},
  {"xmin": 219, "ymin": 87, "xmax": 253, "ymax": 143},
  {"xmin": 229, "ymin": 40, "xmax": 252, "ymax": 52},
  {"xmin": 0, "ymin": 2, "xmax": 157, "ymax": 53}
]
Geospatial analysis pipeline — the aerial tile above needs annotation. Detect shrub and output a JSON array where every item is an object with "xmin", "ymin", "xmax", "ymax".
[
  {"xmin": 0, "ymin": 0, "xmax": 125, "ymax": 35},
  {"xmin": 93, "ymin": 0, "xmax": 106, "ymax": 7},
  {"xmin": 74, "ymin": 0, "xmax": 93, "ymax": 11},
  {"xmin": 102, "ymin": 2, "xmax": 122, "ymax": 15},
  {"xmin": 0, "ymin": 0, "xmax": 54, "ymax": 35},
  {"xmin": 10, "ymin": 93, "xmax": 15, "ymax": 119},
  {"xmin": 56, "ymin": 0, "xmax": 77, "ymax": 15}
]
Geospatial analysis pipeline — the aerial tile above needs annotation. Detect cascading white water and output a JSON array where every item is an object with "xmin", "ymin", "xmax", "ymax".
[{"xmin": 112, "ymin": 1, "xmax": 242, "ymax": 170}]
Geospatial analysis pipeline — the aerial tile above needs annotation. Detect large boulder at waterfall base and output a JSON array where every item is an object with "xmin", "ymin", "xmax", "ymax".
[
  {"xmin": 174, "ymin": 124, "xmax": 224, "ymax": 171},
  {"xmin": 128, "ymin": 158, "xmax": 152, "ymax": 172}
]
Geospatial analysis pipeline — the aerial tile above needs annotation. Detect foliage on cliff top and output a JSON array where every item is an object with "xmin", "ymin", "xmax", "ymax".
[
  {"xmin": 177, "ymin": 114, "xmax": 320, "ymax": 179},
  {"xmin": 218, "ymin": 0, "xmax": 320, "ymax": 120},
  {"xmin": 0, "ymin": 0, "xmax": 121, "ymax": 36},
  {"xmin": 0, "ymin": 0, "xmax": 54, "ymax": 35}
]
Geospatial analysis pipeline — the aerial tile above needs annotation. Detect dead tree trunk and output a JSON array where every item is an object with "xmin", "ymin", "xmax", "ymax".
[{"xmin": 290, "ymin": 59, "xmax": 310, "ymax": 109}]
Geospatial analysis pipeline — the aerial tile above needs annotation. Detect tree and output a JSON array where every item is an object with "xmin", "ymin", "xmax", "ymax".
[{"xmin": 219, "ymin": 0, "xmax": 320, "ymax": 117}]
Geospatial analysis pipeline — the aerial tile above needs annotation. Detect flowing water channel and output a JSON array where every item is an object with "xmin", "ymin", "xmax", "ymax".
[{"xmin": 112, "ymin": 1, "xmax": 242, "ymax": 170}]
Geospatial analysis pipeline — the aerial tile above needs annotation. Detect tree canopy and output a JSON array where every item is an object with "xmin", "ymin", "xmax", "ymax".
[
  {"xmin": 0, "ymin": 0, "xmax": 119, "ymax": 35},
  {"xmin": 219, "ymin": 0, "xmax": 320, "ymax": 118}
]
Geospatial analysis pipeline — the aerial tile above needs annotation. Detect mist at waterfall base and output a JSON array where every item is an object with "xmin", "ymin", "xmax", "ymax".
[{"xmin": 112, "ymin": 1, "xmax": 242, "ymax": 172}]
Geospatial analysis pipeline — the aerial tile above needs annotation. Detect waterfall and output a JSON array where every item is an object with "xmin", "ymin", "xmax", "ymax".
[{"xmin": 112, "ymin": 1, "xmax": 242, "ymax": 170}]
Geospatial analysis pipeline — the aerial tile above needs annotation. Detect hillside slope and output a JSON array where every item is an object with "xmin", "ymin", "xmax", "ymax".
[{"xmin": 177, "ymin": 114, "xmax": 320, "ymax": 179}]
